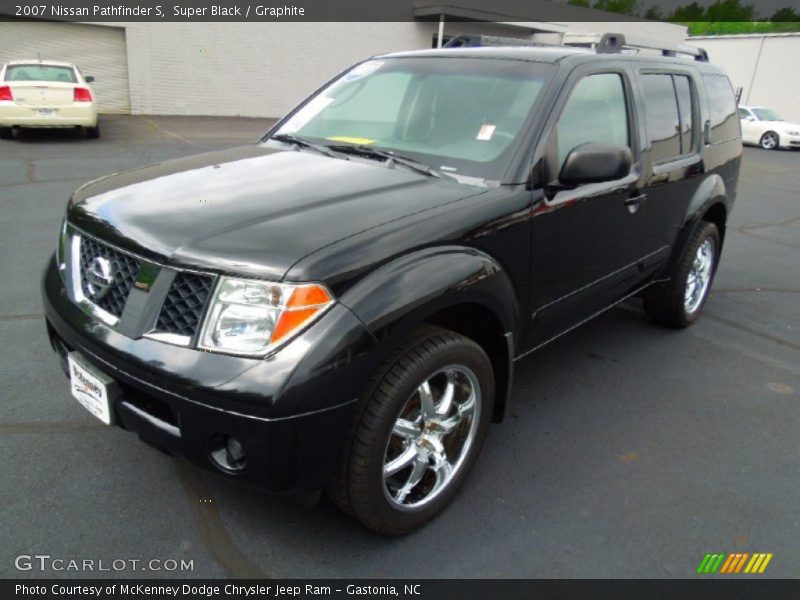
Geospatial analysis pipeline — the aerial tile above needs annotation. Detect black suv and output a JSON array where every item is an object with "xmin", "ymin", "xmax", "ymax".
[{"xmin": 43, "ymin": 35, "xmax": 742, "ymax": 534}]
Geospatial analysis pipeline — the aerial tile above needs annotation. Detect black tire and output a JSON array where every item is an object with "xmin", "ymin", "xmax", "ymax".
[
  {"xmin": 759, "ymin": 131, "xmax": 779, "ymax": 150},
  {"xmin": 84, "ymin": 124, "xmax": 100, "ymax": 139},
  {"xmin": 0, "ymin": 127, "xmax": 12, "ymax": 140},
  {"xmin": 327, "ymin": 325, "xmax": 494, "ymax": 535},
  {"xmin": 643, "ymin": 221, "xmax": 720, "ymax": 328}
]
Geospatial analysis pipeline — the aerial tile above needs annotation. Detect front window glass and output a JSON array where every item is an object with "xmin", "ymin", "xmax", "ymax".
[
  {"xmin": 752, "ymin": 108, "xmax": 783, "ymax": 121},
  {"xmin": 5, "ymin": 65, "xmax": 76, "ymax": 83},
  {"xmin": 556, "ymin": 73, "xmax": 630, "ymax": 168},
  {"xmin": 272, "ymin": 57, "xmax": 554, "ymax": 181}
]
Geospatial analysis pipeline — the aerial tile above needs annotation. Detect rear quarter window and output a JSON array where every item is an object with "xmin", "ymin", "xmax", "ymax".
[
  {"xmin": 5, "ymin": 65, "xmax": 77, "ymax": 83},
  {"xmin": 702, "ymin": 74, "xmax": 739, "ymax": 144}
]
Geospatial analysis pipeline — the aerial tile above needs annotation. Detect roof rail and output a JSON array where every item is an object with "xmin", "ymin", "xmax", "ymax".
[
  {"xmin": 563, "ymin": 33, "xmax": 709, "ymax": 62},
  {"xmin": 443, "ymin": 32, "xmax": 709, "ymax": 63}
]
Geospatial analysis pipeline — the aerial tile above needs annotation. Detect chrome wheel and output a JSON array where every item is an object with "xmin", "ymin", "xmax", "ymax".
[
  {"xmin": 382, "ymin": 365, "xmax": 480, "ymax": 510},
  {"xmin": 760, "ymin": 132, "xmax": 778, "ymax": 150},
  {"xmin": 684, "ymin": 238, "xmax": 715, "ymax": 315}
]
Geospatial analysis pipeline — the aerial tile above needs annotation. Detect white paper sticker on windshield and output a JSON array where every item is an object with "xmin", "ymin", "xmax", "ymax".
[
  {"xmin": 477, "ymin": 124, "xmax": 496, "ymax": 141},
  {"xmin": 279, "ymin": 95, "xmax": 334, "ymax": 133},
  {"xmin": 344, "ymin": 60, "xmax": 383, "ymax": 82}
]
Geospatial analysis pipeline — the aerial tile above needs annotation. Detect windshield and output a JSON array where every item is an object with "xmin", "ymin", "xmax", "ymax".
[
  {"xmin": 5, "ymin": 64, "xmax": 77, "ymax": 83},
  {"xmin": 752, "ymin": 108, "xmax": 783, "ymax": 121},
  {"xmin": 270, "ymin": 57, "xmax": 554, "ymax": 181}
]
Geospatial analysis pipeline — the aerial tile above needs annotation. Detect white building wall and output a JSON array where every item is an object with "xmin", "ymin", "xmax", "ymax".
[
  {"xmin": 121, "ymin": 21, "xmax": 527, "ymax": 118},
  {"xmin": 559, "ymin": 21, "xmax": 688, "ymax": 44},
  {"xmin": 690, "ymin": 34, "xmax": 800, "ymax": 123},
  {"xmin": 121, "ymin": 20, "xmax": 687, "ymax": 118}
]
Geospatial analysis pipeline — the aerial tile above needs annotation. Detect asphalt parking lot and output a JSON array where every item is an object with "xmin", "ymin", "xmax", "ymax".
[{"xmin": 1, "ymin": 116, "xmax": 798, "ymax": 579}]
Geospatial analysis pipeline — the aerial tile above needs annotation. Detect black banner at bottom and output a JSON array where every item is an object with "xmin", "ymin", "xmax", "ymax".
[{"xmin": 3, "ymin": 579, "xmax": 800, "ymax": 600}]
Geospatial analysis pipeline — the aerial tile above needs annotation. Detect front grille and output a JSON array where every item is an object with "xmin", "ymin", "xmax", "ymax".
[
  {"xmin": 79, "ymin": 236, "xmax": 140, "ymax": 318},
  {"xmin": 155, "ymin": 272, "xmax": 214, "ymax": 337}
]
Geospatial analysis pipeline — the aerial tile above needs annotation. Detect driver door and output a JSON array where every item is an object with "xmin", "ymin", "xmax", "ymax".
[{"xmin": 527, "ymin": 69, "xmax": 647, "ymax": 348}]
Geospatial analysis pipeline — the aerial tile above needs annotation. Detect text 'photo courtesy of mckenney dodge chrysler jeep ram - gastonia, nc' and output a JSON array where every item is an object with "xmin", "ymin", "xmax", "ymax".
[{"xmin": 40, "ymin": 33, "xmax": 741, "ymax": 535}]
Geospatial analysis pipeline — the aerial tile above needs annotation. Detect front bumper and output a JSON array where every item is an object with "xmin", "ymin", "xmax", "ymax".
[
  {"xmin": 0, "ymin": 102, "xmax": 97, "ymax": 128},
  {"xmin": 42, "ymin": 256, "xmax": 379, "ymax": 493}
]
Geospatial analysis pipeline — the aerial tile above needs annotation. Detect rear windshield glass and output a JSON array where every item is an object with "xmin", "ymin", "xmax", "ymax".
[
  {"xmin": 5, "ymin": 65, "xmax": 77, "ymax": 83},
  {"xmin": 752, "ymin": 108, "xmax": 782, "ymax": 121}
]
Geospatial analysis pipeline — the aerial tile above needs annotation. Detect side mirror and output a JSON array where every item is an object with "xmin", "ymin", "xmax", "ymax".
[
  {"xmin": 85, "ymin": 76, "xmax": 95, "ymax": 83},
  {"xmin": 744, "ymin": 115, "xmax": 755, "ymax": 122},
  {"xmin": 558, "ymin": 143, "xmax": 633, "ymax": 186}
]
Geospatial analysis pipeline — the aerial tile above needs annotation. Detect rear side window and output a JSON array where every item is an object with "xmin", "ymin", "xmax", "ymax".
[
  {"xmin": 702, "ymin": 74, "xmax": 739, "ymax": 144},
  {"xmin": 556, "ymin": 73, "xmax": 630, "ymax": 168},
  {"xmin": 674, "ymin": 75, "xmax": 695, "ymax": 154},
  {"xmin": 641, "ymin": 74, "xmax": 681, "ymax": 163},
  {"xmin": 5, "ymin": 64, "xmax": 77, "ymax": 83}
]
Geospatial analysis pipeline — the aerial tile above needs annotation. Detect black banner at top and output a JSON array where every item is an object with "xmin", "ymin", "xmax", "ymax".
[{"xmin": 0, "ymin": 0, "xmax": 797, "ymax": 22}]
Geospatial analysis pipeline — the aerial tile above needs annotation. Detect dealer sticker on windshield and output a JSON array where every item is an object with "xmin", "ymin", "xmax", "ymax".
[{"xmin": 477, "ymin": 124, "xmax": 496, "ymax": 141}]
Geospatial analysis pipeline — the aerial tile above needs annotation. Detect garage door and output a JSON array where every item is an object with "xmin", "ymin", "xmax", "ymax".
[{"xmin": 0, "ymin": 21, "xmax": 130, "ymax": 113}]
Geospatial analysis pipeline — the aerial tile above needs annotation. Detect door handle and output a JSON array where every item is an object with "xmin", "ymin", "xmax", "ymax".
[{"xmin": 624, "ymin": 193, "xmax": 647, "ymax": 207}]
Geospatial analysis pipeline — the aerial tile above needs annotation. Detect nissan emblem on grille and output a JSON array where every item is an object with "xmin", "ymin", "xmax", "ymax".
[{"xmin": 85, "ymin": 256, "xmax": 114, "ymax": 300}]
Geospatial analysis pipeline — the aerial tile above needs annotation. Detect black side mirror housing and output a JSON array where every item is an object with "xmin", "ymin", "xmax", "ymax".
[
  {"xmin": 85, "ymin": 76, "xmax": 95, "ymax": 83},
  {"xmin": 558, "ymin": 143, "xmax": 633, "ymax": 187}
]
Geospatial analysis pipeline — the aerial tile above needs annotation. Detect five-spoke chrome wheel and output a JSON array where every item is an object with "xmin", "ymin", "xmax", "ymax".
[
  {"xmin": 760, "ymin": 131, "xmax": 779, "ymax": 150},
  {"xmin": 684, "ymin": 237, "xmax": 715, "ymax": 315},
  {"xmin": 383, "ymin": 365, "xmax": 480, "ymax": 510}
]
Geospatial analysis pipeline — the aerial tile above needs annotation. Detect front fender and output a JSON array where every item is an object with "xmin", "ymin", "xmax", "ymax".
[{"xmin": 340, "ymin": 245, "xmax": 519, "ymax": 344}]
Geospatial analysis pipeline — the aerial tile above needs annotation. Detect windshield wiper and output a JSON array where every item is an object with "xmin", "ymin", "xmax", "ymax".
[
  {"xmin": 325, "ymin": 144, "xmax": 447, "ymax": 180},
  {"xmin": 270, "ymin": 133, "xmax": 338, "ymax": 158}
]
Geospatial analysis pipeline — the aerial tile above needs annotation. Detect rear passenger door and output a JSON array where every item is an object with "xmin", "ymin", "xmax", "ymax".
[{"xmin": 636, "ymin": 70, "xmax": 704, "ymax": 274}]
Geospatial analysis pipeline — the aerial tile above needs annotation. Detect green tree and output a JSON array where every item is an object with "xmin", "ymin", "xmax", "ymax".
[
  {"xmin": 704, "ymin": 0, "xmax": 755, "ymax": 21},
  {"xmin": 670, "ymin": 2, "xmax": 706, "ymax": 21},
  {"xmin": 593, "ymin": 0, "xmax": 640, "ymax": 15},
  {"xmin": 643, "ymin": 5, "xmax": 664, "ymax": 20},
  {"xmin": 770, "ymin": 7, "xmax": 800, "ymax": 21}
]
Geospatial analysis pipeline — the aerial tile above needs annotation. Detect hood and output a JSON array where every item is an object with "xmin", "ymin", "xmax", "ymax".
[{"xmin": 68, "ymin": 145, "xmax": 479, "ymax": 280}]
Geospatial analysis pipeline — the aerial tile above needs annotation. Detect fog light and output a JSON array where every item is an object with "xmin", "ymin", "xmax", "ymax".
[{"xmin": 209, "ymin": 434, "xmax": 247, "ymax": 473}]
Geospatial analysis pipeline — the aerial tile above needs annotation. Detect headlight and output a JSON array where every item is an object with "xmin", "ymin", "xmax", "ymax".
[
  {"xmin": 786, "ymin": 130, "xmax": 800, "ymax": 136},
  {"xmin": 198, "ymin": 277, "xmax": 334, "ymax": 357}
]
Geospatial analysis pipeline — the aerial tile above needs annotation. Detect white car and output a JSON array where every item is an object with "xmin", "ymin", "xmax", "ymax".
[
  {"xmin": 738, "ymin": 105, "xmax": 800, "ymax": 150},
  {"xmin": 0, "ymin": 60, "xmax": 99, "ymax": 139}
]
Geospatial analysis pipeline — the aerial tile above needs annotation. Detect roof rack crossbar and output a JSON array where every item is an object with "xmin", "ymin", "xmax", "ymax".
[{"xmin": 443, "ymin": 32, "xmax": 709, "ymax": 63}]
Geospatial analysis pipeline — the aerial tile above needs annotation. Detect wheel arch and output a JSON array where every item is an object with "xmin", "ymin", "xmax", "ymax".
[
  {"xmin": 339, "ymin": 246, "xmax": 521, "ymax": 423},
  {"xmin": 663, "ymin": 175, "xmax": 730, "ymax": 276}
]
